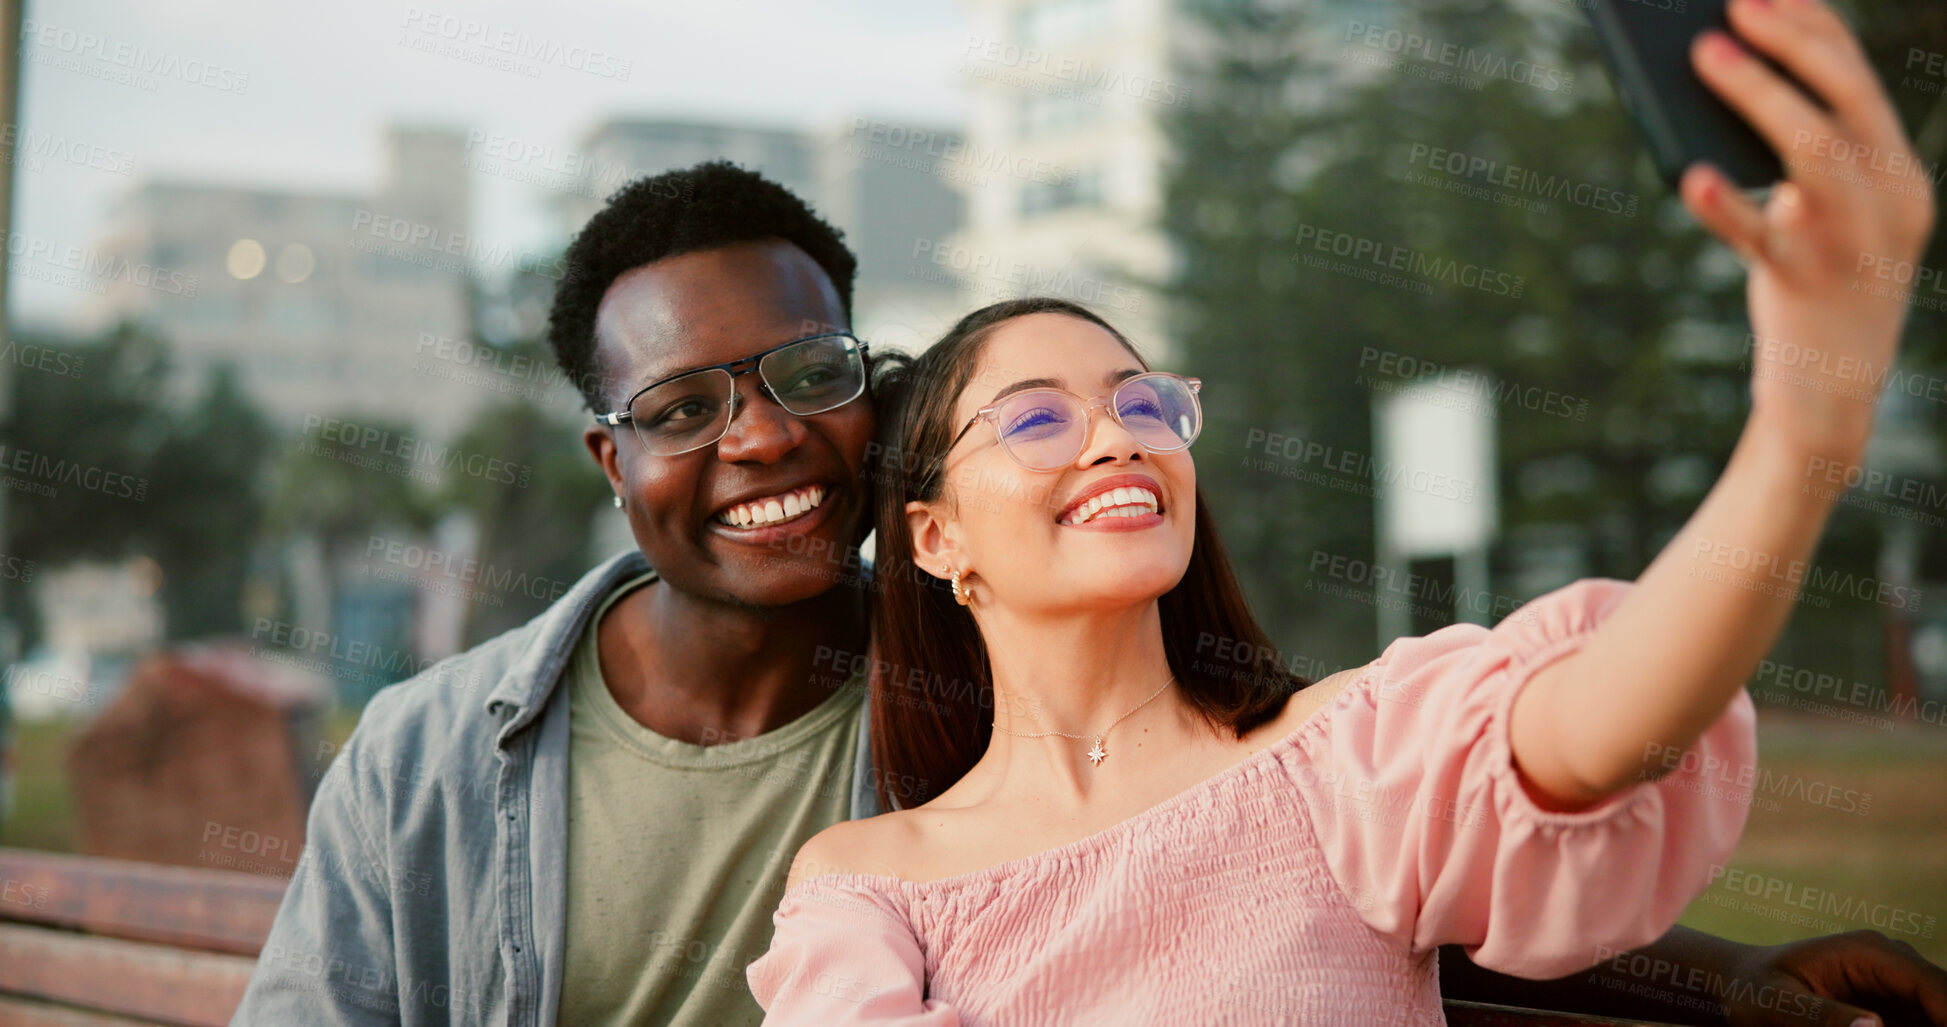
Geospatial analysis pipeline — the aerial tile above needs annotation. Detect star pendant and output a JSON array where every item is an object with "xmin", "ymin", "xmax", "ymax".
[{"xmin": 1086, "ymin": 737, "xmax": 1108, "ymax": 766}]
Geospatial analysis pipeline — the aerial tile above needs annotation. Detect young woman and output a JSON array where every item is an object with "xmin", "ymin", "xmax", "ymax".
[{"xmin": 747, "ymin": 0, "xmax": 1936, "ymax": 1021}]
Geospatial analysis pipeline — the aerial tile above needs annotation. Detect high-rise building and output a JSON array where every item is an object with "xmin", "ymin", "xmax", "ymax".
[
  {"xmin": 948, "ymin": 0, "xmax": 1394, "ymax": 365},
  {"xmin": 950, "ymin": 0, "xmax": 1179, "ymax": 361},
  {"xmin": 96, "ymin": 126, "xmax": 486, "ymax": 437}
]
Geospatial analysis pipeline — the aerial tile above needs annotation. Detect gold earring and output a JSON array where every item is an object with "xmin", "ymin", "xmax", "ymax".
[{"xmin": 949, "ymin": 566, "xmax": 970, "ymax": 606}]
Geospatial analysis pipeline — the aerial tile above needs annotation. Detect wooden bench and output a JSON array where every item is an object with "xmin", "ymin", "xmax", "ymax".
[
  {"xmin": 0, "ymin": 847, "xmax": 285, "ymax": 1026},
  {"xmin": 0, "ymin": 846, "xmax": 1677, "ymax": 1026}
]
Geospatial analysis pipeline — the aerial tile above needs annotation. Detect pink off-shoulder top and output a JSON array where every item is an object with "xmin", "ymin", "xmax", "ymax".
[{"xmin": 746, "ymin": 578, "xmax": 1759, "ymax": 1026}]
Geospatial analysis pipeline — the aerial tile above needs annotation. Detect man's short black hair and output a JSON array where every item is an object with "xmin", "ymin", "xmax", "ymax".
[{"xmin": 547, "ymin": 159, "xmax": 858, "ymax": 410}]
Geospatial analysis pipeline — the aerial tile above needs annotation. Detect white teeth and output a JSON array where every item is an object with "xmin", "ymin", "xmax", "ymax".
[
  {"xmin": 1060, "ymin": 485, "xmax": 1161, "ymax": 526},
  {"xmin": 715, "ymin": 485, "xmax": 827, "ymax": 528}
]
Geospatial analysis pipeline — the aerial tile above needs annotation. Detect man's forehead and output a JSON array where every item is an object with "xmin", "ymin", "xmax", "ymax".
[{"xmin": 592, "ymin": 242, "xmax": 843, "ymax": 385}]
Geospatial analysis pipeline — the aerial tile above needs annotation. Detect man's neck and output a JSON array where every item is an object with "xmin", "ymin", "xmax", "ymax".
[{"xmin": 595, "ymin": 576, "xmax": 868, "ymax": 746}]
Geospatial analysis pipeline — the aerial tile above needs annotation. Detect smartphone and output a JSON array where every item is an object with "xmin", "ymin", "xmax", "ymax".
[{"xmin": 1584, "ymin": 0, "xmax": 1821, "ymax": 190}]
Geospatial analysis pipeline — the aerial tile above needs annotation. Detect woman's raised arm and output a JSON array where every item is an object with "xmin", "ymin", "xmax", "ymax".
[{"xmin": 1508, "ymin": 0, "xmax": 1937, "ymax": 807}]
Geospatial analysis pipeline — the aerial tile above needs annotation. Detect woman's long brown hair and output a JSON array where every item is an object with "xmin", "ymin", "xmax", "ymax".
[{"xmin": 866, "ymin": 297, "xmax": 1310, "ymax": 812}]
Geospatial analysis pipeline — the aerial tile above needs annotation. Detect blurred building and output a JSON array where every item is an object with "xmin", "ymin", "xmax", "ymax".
[
  {"xmin": 952, "ymin": 0, "xmax": 1175, "ymax": 359},
  {"xmin": 950, "ymin": 0, "xmax": 1394, "ymax": 365},
  {"xmin": 94, "ymin": 126, "xmax": 486, "ymax": 437},
  {"xmin": 551, "ymin": 117, "xmax": 966, "ymax": 353}
]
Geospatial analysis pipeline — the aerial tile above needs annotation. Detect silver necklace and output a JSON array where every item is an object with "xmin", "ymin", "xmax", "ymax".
[{"xmin": 990, "ymin": 676, "xmax": 1176, "ymax": 767}]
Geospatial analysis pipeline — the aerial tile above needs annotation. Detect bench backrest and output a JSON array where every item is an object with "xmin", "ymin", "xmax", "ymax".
[{"xmin": 0, "ymin": 847, "xmax": 285, "ymax": 1026}]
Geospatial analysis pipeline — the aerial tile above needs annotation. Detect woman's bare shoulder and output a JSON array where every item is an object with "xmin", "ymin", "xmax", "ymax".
[
  {"xmin": 1241, "ymin": 666, "xmax": 1367, "ymax": 749},
  {"xmin": 784, "ymin": 810, "xmax": 926, "ymax": 892}
]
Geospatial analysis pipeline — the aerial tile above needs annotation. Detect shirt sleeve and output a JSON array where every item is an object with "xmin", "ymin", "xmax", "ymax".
[
  {"xmin": 1283, "ymin": 577, "xmax": 1758, "ymax": 980},
  {"xmin": 747, "ymin": 878, "xmax": 963, "ymax": 1025},
  {"xmin": 231, "ymin": 722, "xmax": 403, "ymax": 1025}
]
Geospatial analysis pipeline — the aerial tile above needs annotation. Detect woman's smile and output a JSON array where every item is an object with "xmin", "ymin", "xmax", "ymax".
[{"xmin": 1054, "ymin": 472, "xmax": 1168, "ymax": 531}]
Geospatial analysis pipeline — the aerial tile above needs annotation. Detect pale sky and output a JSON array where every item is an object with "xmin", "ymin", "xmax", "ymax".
[{"xmin": 12, "ymin": 0, "xmax": 970, "ymax": 328}]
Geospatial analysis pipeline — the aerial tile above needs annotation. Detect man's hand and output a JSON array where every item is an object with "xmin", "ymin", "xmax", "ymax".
[{"xmin": 1725, "ymin": 930, "xmax": 1947, "ymax": 1027}]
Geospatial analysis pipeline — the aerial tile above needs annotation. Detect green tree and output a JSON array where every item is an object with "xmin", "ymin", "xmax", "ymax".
[
  {"xmin": 438, "ymin": 355, "xmax": 611, "ymax": 645},
  {"xmin": 1164, "ymin": 0, "xmax": 1946, "ymax": 676}
]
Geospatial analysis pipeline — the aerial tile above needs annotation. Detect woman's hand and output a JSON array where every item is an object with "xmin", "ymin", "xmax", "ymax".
[
  {"xmin": 1683, "ymin": 0, "xmax": 1937, "ymax": 465},
  {"xmin": 1510, "ymin": 0, "xmax": 1937, "ymax": 806},
  {"xmin": 1725, "ymin": 930, "xmax": 1947, "ymax": 1026}
]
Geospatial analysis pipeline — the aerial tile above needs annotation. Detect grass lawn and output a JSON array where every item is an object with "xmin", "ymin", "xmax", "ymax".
[{"xmin": 1677, "ymin": 711, "xmax": 1947, "ymax": 964}]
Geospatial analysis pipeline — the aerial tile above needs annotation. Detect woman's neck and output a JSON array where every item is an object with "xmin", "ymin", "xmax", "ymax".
[{"xmin": 971, "ymin": 600, "xmax": 1210, "ymax": 805}]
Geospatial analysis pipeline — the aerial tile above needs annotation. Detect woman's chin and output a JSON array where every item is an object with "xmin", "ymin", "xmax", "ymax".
[{"xmin": 1032, "ymin": 559, "xmax": 1188, "ymax": 610}]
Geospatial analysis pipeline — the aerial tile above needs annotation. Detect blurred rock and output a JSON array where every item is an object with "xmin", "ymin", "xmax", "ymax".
[{"xmin": 66, "ymin": 645, "xmax": 329, "ymax": 876}]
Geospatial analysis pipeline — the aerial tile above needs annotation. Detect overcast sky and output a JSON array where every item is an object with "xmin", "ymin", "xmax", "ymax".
[{"xmin": 12, "ymin": 0, "xmax": 970, "ymax": 328}]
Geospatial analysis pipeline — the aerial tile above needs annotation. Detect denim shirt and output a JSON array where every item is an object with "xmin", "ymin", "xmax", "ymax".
[{"xmin": 231, "ymin": 548, "xmax": 881, "ymax": 1026}]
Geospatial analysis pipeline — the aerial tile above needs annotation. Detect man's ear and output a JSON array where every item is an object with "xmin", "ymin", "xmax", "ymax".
[
  {"xmin": 584, "ymin": 424, "xmax": 625, "ymax": 501},
  {"xmin": 904, "ymin": 498, "xmax": 954, "ymax": 580}
]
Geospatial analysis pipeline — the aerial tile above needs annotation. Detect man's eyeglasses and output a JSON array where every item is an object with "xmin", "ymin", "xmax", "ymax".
[
  {"xmin": 917, "ymin": 372, "xmax": 1202, "ymax": 496},
  {"xmin": 595, "ymin": 333, "xmax": 871, "ymax": 456}
]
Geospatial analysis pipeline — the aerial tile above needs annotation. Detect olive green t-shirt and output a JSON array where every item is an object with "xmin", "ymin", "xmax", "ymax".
[{"xmin": 557, "ymin": 570, "xmax": 867, "ymax": 1026}]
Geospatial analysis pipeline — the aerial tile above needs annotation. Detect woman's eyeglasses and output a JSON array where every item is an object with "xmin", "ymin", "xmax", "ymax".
[
  {"xmin": 918, "ymin": 372, "xmax": 1202, "ymax": 495},
  {"xmin": 595, "ymin": 333, "xmax": 870, "ymax": 456}
]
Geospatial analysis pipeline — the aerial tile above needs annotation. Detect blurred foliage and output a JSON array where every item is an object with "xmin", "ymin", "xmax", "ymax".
[
  {"xmin": 3, "ymin": 318, "xmax": 608, "ymax": 682},
  {"xmin": 437, "ymin": 336, "xmax": 613, "ymax": 646},
  {"xmin": 3, "ymin": 323, "xmax": 274, "ymax": 641},
  {"xmin": 1165, "ymin": 0, "xmax": 1947, "ymax": 674}
]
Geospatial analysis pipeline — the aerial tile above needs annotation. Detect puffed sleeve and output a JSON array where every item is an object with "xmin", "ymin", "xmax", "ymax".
[
  {"xmin": 747, "ymin": 876, "xmax": 963, "ymax": 1025},
  {"xmin": 1284, "ymin": 577, "xmax": 1757, "ymax": 980}
]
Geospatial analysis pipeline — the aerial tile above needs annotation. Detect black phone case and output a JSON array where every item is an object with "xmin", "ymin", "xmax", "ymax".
[{"xmin": 1585, "ymin": 0, "xmax": 1795, "ymax": 190}]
